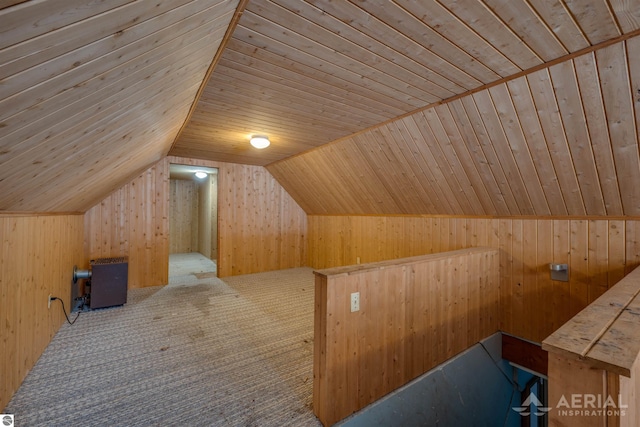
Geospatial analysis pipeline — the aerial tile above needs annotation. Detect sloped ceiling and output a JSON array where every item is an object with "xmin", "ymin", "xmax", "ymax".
[
  {"xmin": 0, "ymin": 0, "xmax": 241, "ymax": 212},
  {"xmin": 2, "ymin": 0, "xmax": 640, "ymax": 217},
  {"xmin": 172, "ymin": 0, "xmax": 640, "ymax": 168},
  {"xmin": 268, "ymin": 36, "xmax": 640, "ymax": 216},
  {"xmin": 172, "ymin": 0, "xmax": 640, "ymax": 217}
]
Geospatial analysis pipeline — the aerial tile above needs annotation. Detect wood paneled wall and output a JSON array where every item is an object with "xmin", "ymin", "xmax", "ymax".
[
  {"xmin": 0, "ymin": 213, "xmax": 84, "ymax": 411},
  {"xmin": 208, "ymin": 173, "xmax": 218, "ymax": 259},
  {"xmin": 308, "ymin": 215, "xmax": 640, "ymax": 343},
  {"xmin": 84, "ymin": 161, "xmax": 169, "ymax": 288},
  {"xmin": 169, "ymin": 179, "xmax": 199, "ymax": 254},
  {"xmin": 313, "ymin": 248, "xmax": 500, "ymax": 425},
  {"xmin": 197, "ymin": 174, "xmax": 217, "ymax": 259},
  {"xmin": 85, "ymin": 156, "xmax": 306, "ymax": 285}
]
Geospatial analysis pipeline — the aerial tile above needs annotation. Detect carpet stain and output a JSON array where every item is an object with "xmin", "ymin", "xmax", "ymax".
[{"xmin": 194, "ymin": 272, "xmax": 218, "ymax": 279}]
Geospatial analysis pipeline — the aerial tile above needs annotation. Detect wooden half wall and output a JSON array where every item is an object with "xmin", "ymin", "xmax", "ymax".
[
  {"xmin": 0, "ymin": 213, "xmax": 84, "ymax": 410},
  {"xmin": 85, "ymin": 156, "xmax": 307, "ymax": 286},
  {"xmin": 308, "ymin": 215, "xmax": 640, "ymax": 343},
  {"xmin": 543, "ymin": 264, "xmax": 640, "ymax": 426},
  {"xmin": 313, "ymin": 248, "xmax": 500, "ymax": 426}
]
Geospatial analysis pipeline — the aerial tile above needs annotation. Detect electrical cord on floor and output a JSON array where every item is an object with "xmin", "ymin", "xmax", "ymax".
[{"xmin": 50, "ymin": 297, "xmax": 81, "ymax": 325}]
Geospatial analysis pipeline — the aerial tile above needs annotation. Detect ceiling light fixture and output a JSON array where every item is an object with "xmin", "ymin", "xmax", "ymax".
[
  {"xmin": 194, "ymin": 171, "xmax": 208, "ymax": 179},
  {"xmin": 250, "ymin": 135, "xmax": 270, "ymax": 149}
]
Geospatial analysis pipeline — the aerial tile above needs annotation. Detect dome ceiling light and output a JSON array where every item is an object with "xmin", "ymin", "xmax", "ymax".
[{"xmin": 250, "ymin": 135, "xmax": 270, "ymax": 149}]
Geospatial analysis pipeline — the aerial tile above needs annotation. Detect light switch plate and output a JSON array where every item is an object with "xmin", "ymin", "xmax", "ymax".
[{"xmin": 350, "ymin": 292, "xmax": 360, "ymax": 312}]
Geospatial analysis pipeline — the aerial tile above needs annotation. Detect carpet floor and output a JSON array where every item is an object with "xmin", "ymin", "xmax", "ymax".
[{"xmin": 5, "ymin": 256, "xmax": 322, "ymax": 427}]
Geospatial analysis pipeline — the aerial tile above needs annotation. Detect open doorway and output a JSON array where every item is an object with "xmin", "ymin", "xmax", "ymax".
[{"xmin": 168, "ymin": 164, "xmax": 218, "ymax": 278}]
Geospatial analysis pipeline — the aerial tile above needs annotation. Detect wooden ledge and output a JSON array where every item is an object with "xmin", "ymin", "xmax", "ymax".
[
  {"xmin": 542, "ymin": 265, "xmax": 640, "ymax": 377},
  {"xmin": 313, "ymin": 247, "xmax": 497, "ymax": 278},
  {"xmin": 502, "ymin": 334, "xmax": 548, "ymax": 377}
]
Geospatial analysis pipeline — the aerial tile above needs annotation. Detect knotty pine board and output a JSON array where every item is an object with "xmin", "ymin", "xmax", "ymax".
[
  {"xmin": 314, "ymin": 248, "xmax": 500, "ymax": 425},
  {"xmin": 0, "ymin": 213, "xmax": 84, "ymax": 411},
  {"xmin": 308, "ymin": 215, "xmax": 640, "ymax": 343},
  {"xmin": 85, "ymin": 156, "xmax": 307, "ymax": 286}
]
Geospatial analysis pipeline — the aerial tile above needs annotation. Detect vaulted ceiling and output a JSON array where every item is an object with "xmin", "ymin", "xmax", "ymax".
[{"xmin": 1, "ymin": 0, "xmax": 639, "ymax": 215}]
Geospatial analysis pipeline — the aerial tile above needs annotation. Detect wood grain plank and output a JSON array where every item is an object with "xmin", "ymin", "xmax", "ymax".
[
  {"xmin": 383, "ymin": 124, "xmax": 440, "ymax": 213},
  {"xmin": 303, "ymin": 0, "xmax": 470, "ymax": 93},
  {"xmin": 488, "ymin": 84, "xmax": 550, "ymax": 216},
  {"xmin": 345, "ymin": 0, "xmax": 495, "ymax": 84},
  {"xmin": 506, "ymin": 76, "xmax": 567, "ymax": 215},
  {"xmin": 472, "ymin": 90, "xmax": 534, "ymax": 215},
  {"xmin": 608, "ymin": 220, "xmax": 626, "ymax": 288},
  {"xmin": 549, "ymin": 59, "xmax": 606, "ymax": 215},
  {"xmin": 314, "ymin": 248, "xmax": 500, "ymax": 425},
  {"xmin": 573, "ymin": 51, "xmax": 624, "ymax": 216},
  {"xmin": 393, "ymin": 119, "xmax": 455, "ymax": 214},
  {"xmin": 570, "ymin": 219, "xmax": 590, "ymax": 316},
  {"xmin": 626, "ymin": 221, "xmax": 640, "ymax": 273},
  {"xmin": 437, "ymin": 0, "xmax": 543, "ymax": 69},
  {"xmin": 0, "ymin": 3, "xmax": 229, "ymax": 116},
  {"xmin": 264, "ymin": 0, "xmax": 458, "ymax": 100},
  {"xmin": 422, "ymin": 108, "xmax": 486, "ymax": 215},
  {"xmin": 527, "ymin": 68, "xmax": 586, "ymax": 215},
  {"xmin": 0, "ymin": 0, "xmax": 132, "ymax": 50},
  {"xmin": 237, "ymin": 12, "xmax": 431, "ymax": 107},
  {"xmin": 411, "ymin": 112, "xmax": 474, "ymax": 214},
  {"xmin": 610, "ymin": 0, "xmax": 640, "ymax": 33},
  {"xmin": 552, "ymin": 219, "xmax": 572, "ymax": 331},
  {"xmin": 446, "ymin": 100, "xmax": 510, "ymax": 216},
  {"xmin": 482, "ymin": 0, "xmax": 568, "ymax": 61},
  {"xmin": 535, "ymin": 219, "xmax": 553, "ymax": 341},
  {"xmin": 395, "ymin": 0, "xmax": 521, "ymax": 76},
  {"xmin": 564, "ymin": 0, "xmax": 621, "ymax": 43},
  {"xmin": 0, "ymin": 0, "xmax": 218, "ymax": 80},
  {"xmin": 0, "ymin": 214, "xmax": 84, "ymax": 411},
  {"xmin": 588, "ymin": 219, "xmax": 609, "ymax": 302},
  {"xmin": 403, "ymin": 115, "xmax": 465, "ymax": 215},
  {"xmin": 596, "ymin": 41, "xmax": 640, "ymax": 215},
  {"xmin": 526, "ymin": 0, "xmax": 589, "ymax": 51},
  {"xmin": 433, "ymin": 105, "xmax": 499, "ymax": 215}
]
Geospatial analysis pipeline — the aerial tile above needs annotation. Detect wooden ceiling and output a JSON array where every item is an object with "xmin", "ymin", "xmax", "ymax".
[
  {"xmin": 268, "ymin": 36, "xmax": 640, "ymax": 216},
  {"xmin": 0, "ymin": 0, "xmax": 241, "ymax": 212},
  {"xmin": 1, "ymin": 0, "xmax": 640, "ymax": 216},
  {"xmin": 172, "ymin": 0, "xmax": 640, "ymax": 167}
]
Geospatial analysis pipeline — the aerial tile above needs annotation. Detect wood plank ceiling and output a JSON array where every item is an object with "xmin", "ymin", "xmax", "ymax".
[
  {"xmin": 0, "ymin": 0, "xmax": 240, "ymax": 212},
  {"xmin": 172, "ymin": 0, "xmax": 640, "ymax": 169},
  {"xmin": 268, "ymin": 35, "xmax": 640, "ymax": 216},
  {"xmin": 1, "ymin": 0, "xmax": 640, "ymax": 216}
]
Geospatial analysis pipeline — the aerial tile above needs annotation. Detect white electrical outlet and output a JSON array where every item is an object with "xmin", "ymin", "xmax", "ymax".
[
  {"xmin": 48, "ymin": 294, "xmax": 52, "ymax": 309},
  {"xmin": 350, "ymin": 292, "xmax": 360, "ymax": 312},
  {"xmin": 356, "ymin": 256, "xmax": 361, "ymax": 264}
]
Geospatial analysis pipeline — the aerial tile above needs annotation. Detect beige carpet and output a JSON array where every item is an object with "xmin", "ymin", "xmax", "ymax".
[
  {"xmin": 5, "ymin": 264, "xmax": 322, "ymax": 426},
  {"xmin": 169, "ymin": 252, "xmax": 217, "ymax": 277}
]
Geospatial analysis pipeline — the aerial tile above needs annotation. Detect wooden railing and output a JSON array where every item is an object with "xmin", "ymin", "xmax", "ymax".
[
  {"xmin": 313, "ymin": 247, "xmax": 500, "ymax": 426},
  {"xmin": 542, "ymin": 265, "xmax": 640, "ymax": 427}
]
